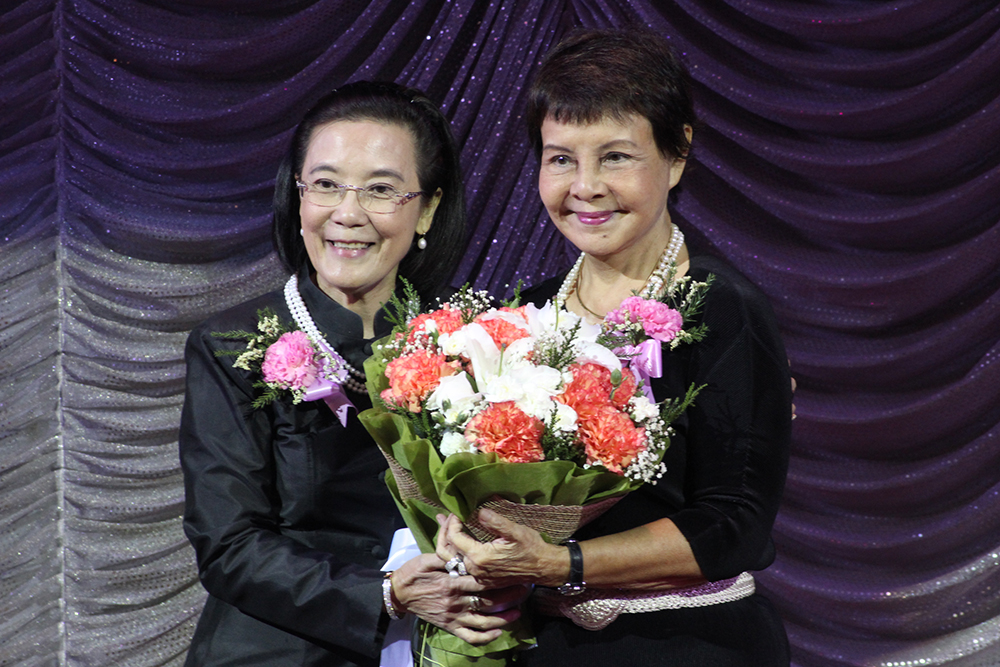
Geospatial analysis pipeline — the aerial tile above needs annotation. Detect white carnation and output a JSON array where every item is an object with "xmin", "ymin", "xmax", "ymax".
[
  {"xmin": 482, "ymin": 363, "xmax": 562, "ymax": 404},
  {"xmin": 630, "ymin": 394, "xmax": 659, "ymax": 422},
  {"xmin": 515, "ymin": 394, "xmax": 551, "ymax": 422},
  {"xmin": 440, "ymin": 431, "xmax": 478, "ymax": 457},
  {"xmin": 438, "ymin": 330, "xmax": 468, "ymax": 357},
  {"xmin": 480, "ymin": 373, "xmax": 525, "ymax": 403},
  {"xmin": 551, "ymin": 401, "xmax": 578, "ymax": 431}
]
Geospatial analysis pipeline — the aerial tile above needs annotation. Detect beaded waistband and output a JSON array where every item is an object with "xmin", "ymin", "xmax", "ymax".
[{"xmin": 534, "ymin": 571, "xmax": 756, "ymax": 630}]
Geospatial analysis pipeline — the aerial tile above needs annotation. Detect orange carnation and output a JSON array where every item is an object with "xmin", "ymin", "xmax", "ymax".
[
  {"xmin": 381, "ymin": 350, "xmax": 460, "ymax": 412},
  {"xmin": 498, "ymin": 305, "xmax": 529, "ymax": 319},
  {"xmin": 611, "ymin": 367, "xmax": 638, "ymax": 410},
  {"xmin": 464, "ymin": 401, "xmax": 545, "ymax": 463},
  {"xmin": 473, "ymin": 310, "xmax": 530, "ymax": 349},
  {"xmin": 407, "ymin": 307, "xmax": 465, "ymax": 344},
  {"xmin": 558, "ymin": 363, "xmax": 637, "ymax": 417},
  {"xmin": 578, "ymin": 406, "xmax": 646, "ymax": 474},
  {"xmin": 558, "ymin": 363, "xmax": 607, "ymax": 419}
]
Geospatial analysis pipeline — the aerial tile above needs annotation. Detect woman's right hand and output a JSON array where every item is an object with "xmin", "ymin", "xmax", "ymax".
[{"xmin": 390, "ymin": 553, "xmax": 524, "ymax": 645}]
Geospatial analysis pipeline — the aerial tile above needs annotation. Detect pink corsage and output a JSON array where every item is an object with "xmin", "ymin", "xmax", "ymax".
[
  {"xmin": 213, "ymin": 308, "xmax": 354, "ymax": 423},
  {"xmin": 600, "ymin": 275, "xmax": 713, "ymax": 401},
  {"xmin": 261, "ymin": 331, "xmax": 322, "ymax": 390},
  {"xmin": 607, "ymin": 296, "xmax": 683, "ymax": 343}
]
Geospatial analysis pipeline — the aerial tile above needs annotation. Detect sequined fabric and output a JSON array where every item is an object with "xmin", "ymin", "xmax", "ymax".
[{"xmin": 2, "ymin": 1, "xmax": 999, "ymax": 666}]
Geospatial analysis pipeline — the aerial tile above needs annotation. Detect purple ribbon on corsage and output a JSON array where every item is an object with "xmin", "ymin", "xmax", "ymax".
[
  {"xmin": 303, "ymin": 339, "xmax": 356, "ymax": 427},
  {"xmin": 617, "ymin": 339, "xmax": 663, "ymax": 402},
  {"xmin": 302, "ymin": 377, "xmax": 355, "ymax": 427}
]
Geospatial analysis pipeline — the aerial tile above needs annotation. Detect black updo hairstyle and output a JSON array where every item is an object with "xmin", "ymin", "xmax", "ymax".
[{"xmin": 272, "ymin": 80, "xmax": 466, "ymax": 298}]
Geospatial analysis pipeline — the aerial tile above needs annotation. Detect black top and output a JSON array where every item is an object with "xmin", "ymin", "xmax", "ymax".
[
  {"xmin": 179, "ymin": 272, "xmax": 404, "ymax": 667},
  {"xmin": 519, "ymin": 254, "xmax": 792, "ymax": 665}
]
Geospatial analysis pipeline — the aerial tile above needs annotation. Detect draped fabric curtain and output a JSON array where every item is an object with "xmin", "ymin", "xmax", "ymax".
[{"xmin": 2, "ymin": 1, "xmax": 998, "ymax": 665}]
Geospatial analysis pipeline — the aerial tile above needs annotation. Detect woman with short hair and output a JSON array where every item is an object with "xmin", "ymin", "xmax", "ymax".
[{"xmin": 439, "ymin": 30, "xmax": 793, "ymax": 665}]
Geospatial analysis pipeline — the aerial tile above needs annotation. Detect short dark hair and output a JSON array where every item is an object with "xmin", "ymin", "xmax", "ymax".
[
  {"xmin": 272, "ymin": 81, "xmax": 466, "ymax": 298},
  {"xmin": 526, "ymin": 29, "xmax": 697, "ymax": 160}
]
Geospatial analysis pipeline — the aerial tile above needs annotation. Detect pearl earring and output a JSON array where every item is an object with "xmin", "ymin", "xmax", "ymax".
[
  {"xmin": 417, "ymin": 235, "xmax": 427, "ymax": 250},
  {"xmin": 300, "ymin": 229, "xmax": 305, "ymax": 237}
]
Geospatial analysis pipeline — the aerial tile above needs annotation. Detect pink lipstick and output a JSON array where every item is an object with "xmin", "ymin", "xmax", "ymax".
[{"xmin": 575, "ymin": 211, "xmax": 614, "ymax": 226}]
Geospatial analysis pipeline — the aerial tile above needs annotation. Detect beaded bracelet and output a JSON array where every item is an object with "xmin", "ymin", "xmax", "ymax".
[{"xmin": 382, "ymin": 571, "xmax": 402, "ymax": 620}]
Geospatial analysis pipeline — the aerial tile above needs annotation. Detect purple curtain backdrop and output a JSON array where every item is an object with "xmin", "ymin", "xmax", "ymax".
[{"xmin": 3, "ymin": 1, "xmax": 999, "ymax": 665}]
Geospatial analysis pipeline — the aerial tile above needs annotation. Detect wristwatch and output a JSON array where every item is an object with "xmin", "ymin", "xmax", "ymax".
[{"xmin": 556, "ymin": 539, "xmax": 586, "ymax": 595}]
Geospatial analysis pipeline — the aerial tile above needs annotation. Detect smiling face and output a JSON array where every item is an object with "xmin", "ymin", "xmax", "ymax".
[
  {"xmin": 298, "ymin": 120, "xmax": 439, "ymax": 309},
  {"xmin": 538, "ymin": 113, "xmax": 688, "ymax": 264}
]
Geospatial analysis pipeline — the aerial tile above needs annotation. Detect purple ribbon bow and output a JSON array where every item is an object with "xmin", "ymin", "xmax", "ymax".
[
  {"xmin": 302, "ymin": 337, "xmax": 356, "ymax": 426},
  {"xmin": 618, "ymin": 339, "xmax": 662, "ymax": 402},
  {"xmin": 303, "ymin": 377, "xmax": 355, "ymax": 426}
]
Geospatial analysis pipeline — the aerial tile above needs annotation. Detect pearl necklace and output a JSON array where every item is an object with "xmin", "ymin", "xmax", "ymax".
[
  {"xmin": 284, "ymin": 275, "xmax": 368, "ymax": 394},
  {"xmin": 556, "ymin": 223, "xmax": 685, "ymax": 309}
]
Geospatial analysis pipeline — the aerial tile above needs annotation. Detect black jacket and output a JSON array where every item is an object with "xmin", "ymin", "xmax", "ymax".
[{"xmin": 180, "ymin": 273, "xmax": 403, "ymax": 666}]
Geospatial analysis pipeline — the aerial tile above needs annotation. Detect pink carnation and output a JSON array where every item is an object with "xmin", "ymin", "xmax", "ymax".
[
  {"xmin": 261, "ymin": 331, "xmax": 320, "ymax": 390},
  {"xmin": 610, "ymin": 296, "xmax": 683, "ymax": 342},
  {"xmin": 464, "ymin": 402, "xmax": 545, "ymax": 463},
  {"xmin": 381, "ymin": 350, "xmax": 460, "ymax": 412},
  {"xmin": 603, "ymin": 306, "xmax": 629, "ymax": 328}
]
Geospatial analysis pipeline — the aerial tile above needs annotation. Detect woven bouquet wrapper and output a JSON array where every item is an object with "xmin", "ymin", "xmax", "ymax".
[{"xmin": 358, "ymin": 401, "xmax": 638, "ymax": 666}]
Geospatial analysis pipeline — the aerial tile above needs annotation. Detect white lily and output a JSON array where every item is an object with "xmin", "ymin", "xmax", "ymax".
[
  {"xmin": 463, "ymin": 322, "xmax": 503, "ymax": 386},
  {"xmin": 426, "ymin": 372, "xmax": 482, "ymax": 425},
  {"xmin": 522, "ymin": 301, "xmax": 601, "ymax": 341},
  {"xmin": 574, "ymin": 339, "xmax": 624, "ymax": 374}
]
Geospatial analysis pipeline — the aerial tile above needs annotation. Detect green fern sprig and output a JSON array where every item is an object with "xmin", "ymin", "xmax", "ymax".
[
  {"xmin": 385, "ymin": 278, "xmax": 424, "ymax": 334},
  {"xmin": 533, "ymin": 318, "xmax": 584, "ymax": 371},
  {"xmin": 658, "ymin": 382, "xmax": 705, "ymax": 425}
]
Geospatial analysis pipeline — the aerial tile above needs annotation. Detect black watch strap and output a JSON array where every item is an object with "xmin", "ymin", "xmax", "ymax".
[{"xmin": 557, "ymin": 539, "xmax": 586, "ymax": 595}]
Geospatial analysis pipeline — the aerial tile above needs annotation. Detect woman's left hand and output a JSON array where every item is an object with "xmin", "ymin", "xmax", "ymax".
[{"xmin": 436, "ymin": 510, "xmax": 567, "ymax": 589}]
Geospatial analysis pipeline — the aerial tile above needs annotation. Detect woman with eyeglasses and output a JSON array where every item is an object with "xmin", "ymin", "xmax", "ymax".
[
  {"xmin": 179, "ymin": 81, "xmax": 522, "ymax": 667},
  {"xmin": 436, "ymin": 30, "xmax": 793, "ymax": 665}
]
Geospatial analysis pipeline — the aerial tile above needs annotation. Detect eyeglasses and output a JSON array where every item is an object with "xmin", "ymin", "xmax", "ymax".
[{"xmin": 296, "ymin": 179, "xmax": 424, "ymax": 214}]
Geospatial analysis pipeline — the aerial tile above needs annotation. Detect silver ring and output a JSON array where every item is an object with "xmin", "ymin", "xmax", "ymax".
[
  {"xmin": 445, "ymin": 555, "xmax": 466, "ymax": 578},
  {"xmin": 468, "ymin": 595, "xmax": 483, "ymax": 612}
]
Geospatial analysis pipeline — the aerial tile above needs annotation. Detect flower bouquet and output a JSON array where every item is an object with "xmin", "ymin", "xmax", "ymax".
[{"xmin": 358, "ymin": 281, "xmax": 708, "ymax": 665}]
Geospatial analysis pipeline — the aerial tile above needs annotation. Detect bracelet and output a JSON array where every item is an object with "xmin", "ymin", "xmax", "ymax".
[
  {"xmin": 557, "ymin": 539, "xmax": 586, "ymax": 596},
  {"xmin": 382, "ymin": 571, "xmax": 402, "ymax": 620}
]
